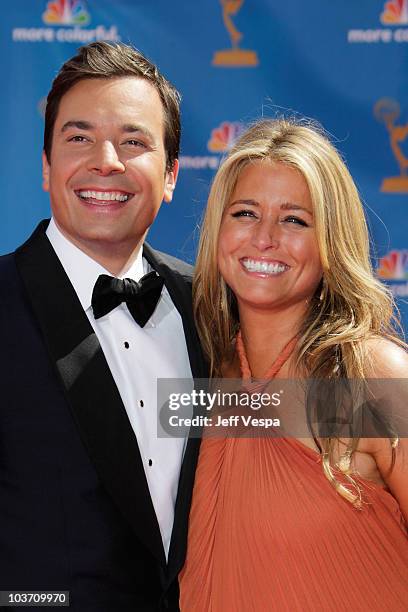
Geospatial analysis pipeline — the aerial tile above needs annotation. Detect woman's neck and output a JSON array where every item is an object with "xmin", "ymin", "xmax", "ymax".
[{"xmin": 238, "ymin": 303, "xmax": 306, "ymax": 378}]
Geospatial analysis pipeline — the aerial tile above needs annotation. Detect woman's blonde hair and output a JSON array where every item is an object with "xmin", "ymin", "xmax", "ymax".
[{"xmin": 193, "ymin": 117, "xmax": 405, "ymax": 506}]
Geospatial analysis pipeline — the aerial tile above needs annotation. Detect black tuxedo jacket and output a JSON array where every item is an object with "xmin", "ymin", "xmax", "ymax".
[{"xmin": 0, "ymin": 221, "xmax": 207, "ymax": 611}]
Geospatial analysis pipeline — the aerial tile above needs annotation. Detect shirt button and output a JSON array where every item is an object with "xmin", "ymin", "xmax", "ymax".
[
  {"xmin": 148, "ymin": 459, "xmax": 153, "ymax": 466},
  {"xmin": 124, "ymin": 341, "xmax": 130, "ymax": 349},
  {"xmin": 139, "ymin": 400, "xmax": 144, "ymax": 407}
]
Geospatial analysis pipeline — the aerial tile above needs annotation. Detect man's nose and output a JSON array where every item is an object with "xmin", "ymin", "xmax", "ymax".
[
  {"xmin": 88, "ymin": 141, "xmax": 125, "ymax": 176},
  {"xmin": 251, "ymin": 219, "xmax": 280, "ymax": 251}
]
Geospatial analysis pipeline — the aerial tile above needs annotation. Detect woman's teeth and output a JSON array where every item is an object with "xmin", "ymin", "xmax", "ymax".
[{"xmin": 242, "ymin": 258, "xmax": 288, "ymax": 274}]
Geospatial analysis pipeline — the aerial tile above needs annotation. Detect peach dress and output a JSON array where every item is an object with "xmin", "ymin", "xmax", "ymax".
[{"xmin": 179, "ymin": 337, "xmax": 408, "ymax": 611}]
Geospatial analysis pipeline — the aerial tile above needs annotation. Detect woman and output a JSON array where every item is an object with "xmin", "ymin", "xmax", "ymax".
[{"xmin": 179, "ymin": 119, "xmax": 408, "ymax": 611}]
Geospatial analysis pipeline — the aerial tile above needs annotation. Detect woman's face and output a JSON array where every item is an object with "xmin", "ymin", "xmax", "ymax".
[{"xmin": 217, "ymin": 161, "xmax": 323, "ymax": 316}]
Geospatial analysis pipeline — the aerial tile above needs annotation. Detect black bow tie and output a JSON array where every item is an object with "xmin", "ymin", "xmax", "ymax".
[{"xmin": 91, "ymin": 271, "xmax": 164, "ymax": 327}]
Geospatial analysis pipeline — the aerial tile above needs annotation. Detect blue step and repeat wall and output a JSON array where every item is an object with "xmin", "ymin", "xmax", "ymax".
[{"xmin": 2, "ymin": 0, "xmax": 408, "ymax": 329}]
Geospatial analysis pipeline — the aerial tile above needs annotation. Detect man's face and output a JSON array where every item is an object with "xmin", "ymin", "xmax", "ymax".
[{"xmin": 42, "ymin": 77, "xmax": 178, "ymax": 258}]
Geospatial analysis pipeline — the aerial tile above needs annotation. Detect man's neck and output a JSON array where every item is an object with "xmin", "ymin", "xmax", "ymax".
[{"xmin": 53, "ymin": 222, "xmax": 145, "ymax": 276}]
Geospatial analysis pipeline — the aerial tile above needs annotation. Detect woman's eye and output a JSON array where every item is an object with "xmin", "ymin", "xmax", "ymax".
[
  {"xmin": 231, "ymin": 210, "xmax": 257, "ymax": 218},
  {"xmin": 283, "ymin": 216, "xmax": 308, "ymax": 227}
]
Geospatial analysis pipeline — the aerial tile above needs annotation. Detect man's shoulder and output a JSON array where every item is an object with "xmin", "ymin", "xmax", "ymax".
[
  {"xmin": 0, "ymin": 251, "xmax": 18, "ymax": 280},
  {"xmin": 0, "ymin": 251, "xmax": 26, "ymax": 304},
  {"xmin": 144, "ymin": 244, "xmax": 194, "ymax": 282},
  {"xmin": 155, "ymin": 250, "xmax": 194, "ymax": 279},
  {"xmin": 0, "ymin": 220, "xmax": 52, "ymax": 299}
]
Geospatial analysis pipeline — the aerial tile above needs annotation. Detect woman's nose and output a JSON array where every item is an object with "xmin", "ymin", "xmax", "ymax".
[{"xmin": 251, "ymin": 219, "xmax": 280, "ymax": 251}]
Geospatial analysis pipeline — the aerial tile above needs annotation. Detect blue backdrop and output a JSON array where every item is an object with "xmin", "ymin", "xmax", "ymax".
[{"xmin": 2, "ymin": 0, "xmax": 408, "ymax": 329}]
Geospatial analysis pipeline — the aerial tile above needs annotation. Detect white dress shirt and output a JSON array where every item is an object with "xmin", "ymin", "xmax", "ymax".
[{"xmin": 46, "ymin": 218, "xmax": 192, "ymax": 558}]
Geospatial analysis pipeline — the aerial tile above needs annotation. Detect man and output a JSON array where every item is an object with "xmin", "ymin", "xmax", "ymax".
[{"xmin": 0, "ymin": 42, "xmax": 206, "ymax": 611}]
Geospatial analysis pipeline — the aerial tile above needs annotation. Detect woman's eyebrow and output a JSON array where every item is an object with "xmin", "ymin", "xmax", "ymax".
[{"xmin": 229, "ymin": 199, "xmax": 259, "ymax": 207}]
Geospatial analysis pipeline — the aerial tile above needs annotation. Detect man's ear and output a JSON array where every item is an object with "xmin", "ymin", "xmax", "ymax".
[
  {"xmin": 42, "ymin": 151, "xmax": 50, "ymax": 192},
  {"xmin": 163, "ymin": 159, "xmax": 179, "ymax": 203}
]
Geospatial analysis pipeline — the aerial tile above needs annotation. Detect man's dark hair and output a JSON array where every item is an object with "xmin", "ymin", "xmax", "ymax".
[{"xmin": 44, "ymin": 41, "xmax": 181, "ymax": 171}]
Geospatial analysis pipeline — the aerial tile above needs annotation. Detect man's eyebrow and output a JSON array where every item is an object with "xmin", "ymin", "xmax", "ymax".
[
  {"xmin": 121, "ymin": 124, "xmax": 155, "ymax": 141},
  {"xmin": 60, "ymin": 121, "xmax": 155, "ymax": 142},
  {"xmin": 61, "ymin": 120, "xmax": 94, "ymax": 132}
]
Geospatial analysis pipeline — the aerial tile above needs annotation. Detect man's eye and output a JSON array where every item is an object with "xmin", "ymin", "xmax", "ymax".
[
  {"xmin": 68, "ymin": 135, "xmax": 88, "ymax": 142},
  {"xmin": 283, "ymin": 216, "xmax": 308, "ymax": 227},
  {"xmin": 231, "ymin": 210, "xmax": 257, "ymax": 218},
  {"xmin": 124, "ymin": 139, "xmax": 146, "ymax": 147}
]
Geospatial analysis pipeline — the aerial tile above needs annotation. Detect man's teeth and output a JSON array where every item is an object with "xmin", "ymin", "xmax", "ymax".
[
  {"xmin": 78, "ymin": 190, "xmax": 129, "ymax": 202},
  {"xmin": 242, "ymin": 259, "xmax": 287, "ymax": 274}
]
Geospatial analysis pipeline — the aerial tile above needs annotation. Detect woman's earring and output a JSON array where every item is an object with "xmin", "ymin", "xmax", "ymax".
[{"xmin": 319, "ymin": 278, "xmax": 325, "ymax": 303}]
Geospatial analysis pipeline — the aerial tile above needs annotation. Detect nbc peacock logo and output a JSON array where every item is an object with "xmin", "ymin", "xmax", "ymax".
[
  {"xmin": 43, "ymin": 0, "xmax": 90, "ymax": 26},
  {"xmin": 348, "ymin": 0, "xmax": 408, "ymax": 42},
  {"xmin": 207, "ymin": 121, "xmax": 244, "ymax": 152},
  {"xmin": 381, "ymin": 0, "xmax": 408, "ymax": 24},
  {"xmin": 377, "ymin": 250, "xmax": 408, "ymax": 296}
]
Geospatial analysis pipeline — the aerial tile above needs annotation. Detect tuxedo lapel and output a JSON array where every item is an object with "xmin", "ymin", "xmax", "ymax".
[
  {"xmin": 143, "ymin": 244, "xmax": 208, "ymax": 582},
  {"xmin": 143, "ymin": 243, "xmax": 206, "ymax": 380},
  {"xmin": 15, "ymin": 221, "xmax": 166, "ymax": 568}
]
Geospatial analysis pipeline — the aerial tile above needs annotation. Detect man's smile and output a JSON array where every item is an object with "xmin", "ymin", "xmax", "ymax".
[{"xmin": 74, "ymin": 189, "xmax": 134, "ymax": 204}]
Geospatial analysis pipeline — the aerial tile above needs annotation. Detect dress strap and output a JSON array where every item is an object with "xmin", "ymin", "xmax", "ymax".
[{"xmin": 236, "ymin": 330, "xmax": 298, "ymax": 381}]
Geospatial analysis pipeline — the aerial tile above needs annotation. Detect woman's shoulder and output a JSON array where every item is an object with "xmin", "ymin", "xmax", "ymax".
[
  {"xmin": 359, "ymin": 336, "xmax": 407, "ymax": 452},
  {"xmin": 363, "ymin": 336, "xmax": 408, "ymax": 378}
]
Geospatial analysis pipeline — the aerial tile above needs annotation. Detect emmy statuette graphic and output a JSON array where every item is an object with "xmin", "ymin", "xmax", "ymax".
[
  {"xmin": 374, "ymin": 98, "xmax": 408, "ymax": 193},
  {"xmin": 213, "ymin": 0, "xmax": 259, "ymax": 67}
]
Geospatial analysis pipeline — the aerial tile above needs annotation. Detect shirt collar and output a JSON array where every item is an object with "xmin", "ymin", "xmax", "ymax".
[{"xmin": 46, "ymin": 218, "xmax": 145, "ymax": 312}]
